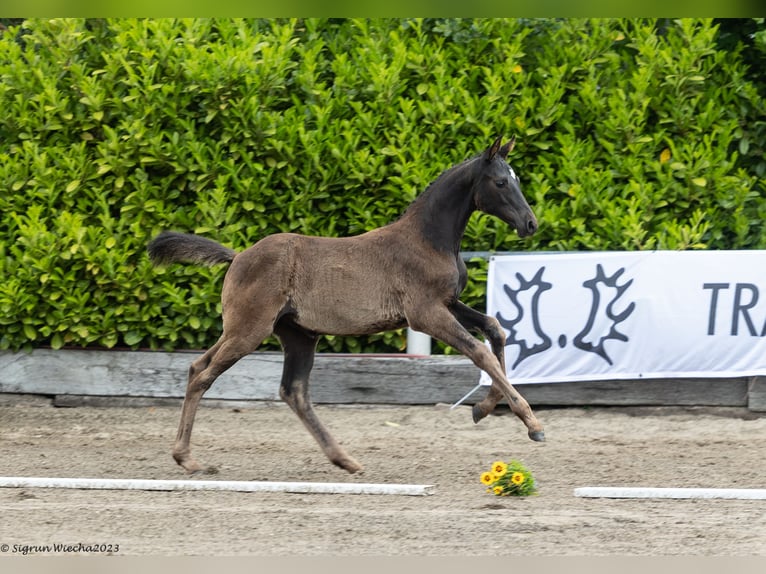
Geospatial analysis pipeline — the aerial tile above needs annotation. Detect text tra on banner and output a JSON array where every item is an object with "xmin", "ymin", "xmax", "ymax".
[{"xmin": 483, "ymin": 251, "xmax": 766, "ymax": 385}]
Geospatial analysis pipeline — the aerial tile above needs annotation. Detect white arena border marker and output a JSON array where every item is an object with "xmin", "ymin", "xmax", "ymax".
[
  {"xmin": 575, "ymin": 486, "xmax": 766, "ymax": 500},
  {"xmin": 0, "ymin": 476, "xmax": 435, "ymax": 496}
]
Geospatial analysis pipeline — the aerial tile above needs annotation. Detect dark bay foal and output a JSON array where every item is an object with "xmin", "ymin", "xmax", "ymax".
[{"xmin": 148, "ymin": 136, "xmax": 544, "ymax": 474}]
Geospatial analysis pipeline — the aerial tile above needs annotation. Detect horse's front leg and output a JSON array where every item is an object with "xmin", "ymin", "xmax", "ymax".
[
  {"xmin": 450, "ymin": 301, "xmax": 507, "ymax": 423},
  {"xmin": 410, "ymin": 305, "xmax": 545, "ymax": 442}
]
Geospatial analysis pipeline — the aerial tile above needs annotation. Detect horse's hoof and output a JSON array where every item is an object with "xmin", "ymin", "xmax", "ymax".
[
  {"xmin": 183, "ymin": 464, "xmax": 205, "ymax": 475},
  {"xmin": 333, "ymin": 457, "xmax": 364, "ymax": 474},
  {"xmin": 528, "ymin": 430, "xmax": 546, "ymax": 442},
  {"xmin": 175, "ymin": 456, "xmax": 204, "ymax": 474},
  {"xmin": 472, "ymin": 404, "xmax": 488, "ymax": 424}
]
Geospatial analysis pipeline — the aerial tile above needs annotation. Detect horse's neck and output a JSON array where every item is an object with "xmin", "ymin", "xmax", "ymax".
[{"xmin": 400, "ymin": 162, "xmax": 477, "ymax": 255}]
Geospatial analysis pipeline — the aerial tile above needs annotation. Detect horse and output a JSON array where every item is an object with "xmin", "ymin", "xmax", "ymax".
[{"xmin": 147, "ymin": 136, "xmax": 545, "ymax": 474}]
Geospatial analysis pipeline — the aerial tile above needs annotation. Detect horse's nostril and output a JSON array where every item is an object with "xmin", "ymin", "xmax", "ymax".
[{"xmin": 527, "ymin": 218, "xmax": 538, "ymax": 234}]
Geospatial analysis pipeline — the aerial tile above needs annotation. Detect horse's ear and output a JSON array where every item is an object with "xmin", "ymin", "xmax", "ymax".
[
  {"xmin": 499, "ymin": 135, "xmax": 516, "ymax": 158},
  {"xmin": 485, "ymin": 135, "xmax": 504, "ymax": 161}
]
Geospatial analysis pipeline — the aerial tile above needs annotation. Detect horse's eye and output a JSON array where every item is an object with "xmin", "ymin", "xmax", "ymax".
[{"xmin": 495, "ymin": 179, "xmax": 507, "ymax": 187}]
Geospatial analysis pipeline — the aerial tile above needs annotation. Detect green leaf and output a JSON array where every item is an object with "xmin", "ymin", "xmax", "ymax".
[
  {"xmin": 51, "ymin": 333, "xmax": 64, "ymax": 350},
  {"xmin": 124, "ymin": 332, "xmax": 143, "ymax": 346},
  {"xmin": 692, "ymin": 177, "xmax": 707, "ymax": 187},
  {"xmin": 100, "ymin": 333, "xmax": 119, "ymax": 348}
]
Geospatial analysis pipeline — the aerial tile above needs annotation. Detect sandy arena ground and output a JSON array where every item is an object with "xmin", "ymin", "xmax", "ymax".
[{"xmin": 0, "ymin": 397, "xmax": 764, "ymax": 556}]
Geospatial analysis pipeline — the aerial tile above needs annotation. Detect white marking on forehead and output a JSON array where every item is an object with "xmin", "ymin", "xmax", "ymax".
[{"xmin": 507, "ymin": 164, "xmax": 518, "ymax": 181}]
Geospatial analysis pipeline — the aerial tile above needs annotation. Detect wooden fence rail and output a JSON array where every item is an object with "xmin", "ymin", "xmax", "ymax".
[{"xmin": 1, "ymin": 349, "xmax": 764, "ymax": 411}]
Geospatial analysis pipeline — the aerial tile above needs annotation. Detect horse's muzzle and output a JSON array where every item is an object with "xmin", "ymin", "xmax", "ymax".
[{"xmin": 518, "ymin": 215, "xmax": 538, "ymax": 237}]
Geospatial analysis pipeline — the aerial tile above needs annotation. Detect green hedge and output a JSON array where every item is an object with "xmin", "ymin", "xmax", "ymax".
[{"xmin": 1, "ymin": 18, "xmax": 765, "ymax": 353}]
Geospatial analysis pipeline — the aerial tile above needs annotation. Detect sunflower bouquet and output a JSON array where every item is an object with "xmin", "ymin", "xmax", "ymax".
[{"xmin": 480, "ymin": 459, "xmax": 537, "ymax": 496}]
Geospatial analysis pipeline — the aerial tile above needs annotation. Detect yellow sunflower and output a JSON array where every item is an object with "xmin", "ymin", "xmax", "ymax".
[
  {"xmin": 511, "ymin": 472, "xmax": 525, "ymax": 485},
  {"xmin": 491, "ymin": 461, "xmax": 508, "ymax": 476},
  {"xmin": 480, "ymin": 472, "xmax": 494, "ymax": 485},
  {"xmin": 493, "ymin": 486, "xmax": 504, "ymax": 496}
]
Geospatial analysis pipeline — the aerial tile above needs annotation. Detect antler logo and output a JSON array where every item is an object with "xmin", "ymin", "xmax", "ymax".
[
  {"xmin": 496, "ymin": 267, "xmax": 552, "ymax": 368},
  {"xmin": 496, "ymin": 264, "xmax": 636, "ymax": 368},
  {"xmin": 573, "ymin": 264, "xmax": 636, "ymax": 365}
]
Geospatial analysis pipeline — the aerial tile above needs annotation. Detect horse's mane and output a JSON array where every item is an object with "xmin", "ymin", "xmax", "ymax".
[{"xmin": 398, "ymin": 152, "xmax": 481, "ymax": 219}]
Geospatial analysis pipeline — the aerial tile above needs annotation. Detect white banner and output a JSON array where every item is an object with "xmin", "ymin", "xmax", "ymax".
[{"xmin": 483, "ymin": 251, "xmax": 766, "ymax": 384}]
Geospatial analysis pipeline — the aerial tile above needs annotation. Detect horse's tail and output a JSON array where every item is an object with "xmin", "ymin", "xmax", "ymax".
[{"xmin": 147, "ymin": 231, "xmax": 237, "ymax": 267}]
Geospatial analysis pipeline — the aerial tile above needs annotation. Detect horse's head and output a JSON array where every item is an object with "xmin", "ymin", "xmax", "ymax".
[{"xmin": 473, "ymin": 136, "xmax": 538, "ymax": 238}]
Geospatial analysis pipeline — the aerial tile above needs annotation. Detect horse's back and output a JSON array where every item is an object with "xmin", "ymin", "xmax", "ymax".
[{"xmin": 225, "ymin": 231, "xmax": 409, "ymax": 335}]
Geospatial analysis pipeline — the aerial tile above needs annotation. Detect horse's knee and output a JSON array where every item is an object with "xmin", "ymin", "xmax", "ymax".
[
  {"xmin": 484, "ymin": 316, "xmax": 506, "ymax": 345},
  {"xmin": 485, "ymin": 315, "xmax": 502, "ymax": 335}
]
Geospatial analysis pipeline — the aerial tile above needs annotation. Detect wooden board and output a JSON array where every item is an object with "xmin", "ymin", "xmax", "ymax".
[
  {"xmin": 518, "ymin": 377, "xmax": 749, "ymax": 407},
  {"xmin": 0, "ymin": 349, "xmax": 477, "ymax": 405},
  {"xmin": 748, "ymin": 376, "xmax": 766, "ymax": 412},
  {"xmin": 0, "ymin": 349, "xmax": 759, "ymax": 410}
]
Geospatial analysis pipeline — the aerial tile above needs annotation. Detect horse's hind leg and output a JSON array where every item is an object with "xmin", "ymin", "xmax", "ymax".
[
  {"xmin": 275, "ymin": 320, "xmax": 363, "ymax": 474},
  {"xmin": 450, "ymin": 302, "xmax": 506, "ymax": 423},
  {"xmin": 173, "ymin": 330, "xmax": 268, "ymax": 473}
]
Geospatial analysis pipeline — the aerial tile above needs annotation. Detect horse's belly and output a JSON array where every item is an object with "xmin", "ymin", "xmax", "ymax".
[
  {"xmin": 295, "ymin": 304, "xmax": 406, "ymax": 336},
  {"xmin": 292, "ymin": 284, "xmax": 406, "ymax": 336}
]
